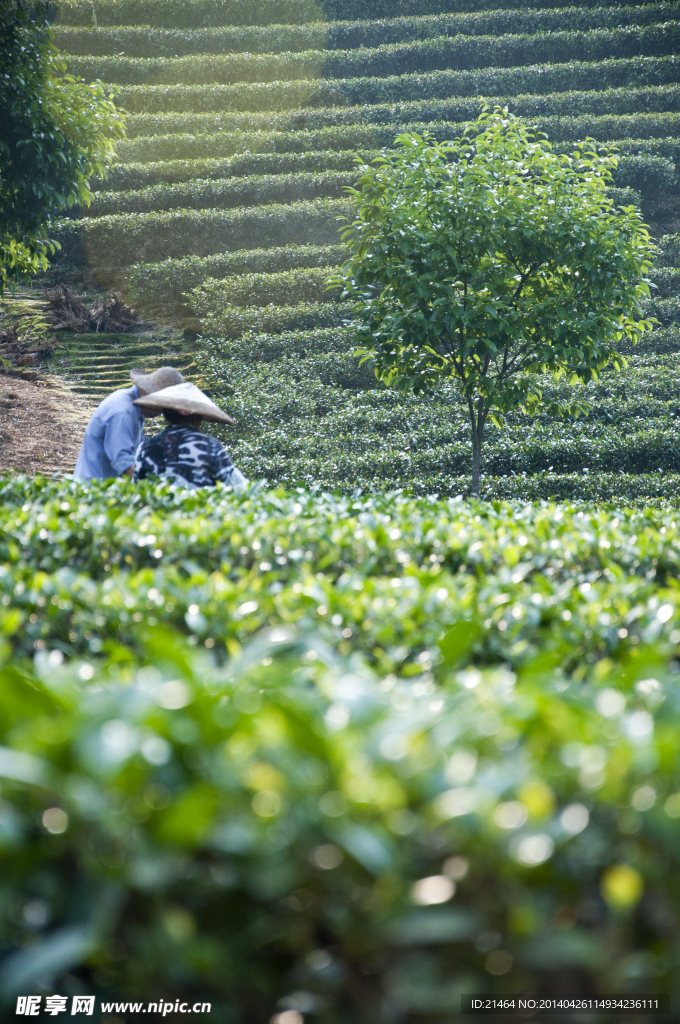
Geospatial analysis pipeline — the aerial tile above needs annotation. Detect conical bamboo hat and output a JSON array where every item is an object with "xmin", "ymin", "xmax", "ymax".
[
  {"xmin": 133, "ymin": 382, "xmax": 235, "ymax": 424},
  {"xmin": 130, "ymin": 367, "xmax": 183, "ymax": 392}
]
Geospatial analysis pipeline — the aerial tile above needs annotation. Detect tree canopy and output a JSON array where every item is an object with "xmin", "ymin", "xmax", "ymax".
[
  {"xmin": 335, "ymin": 110, "xmax": 656, "ymax": 494},
  {"xmin": 0, "ymin": 0, "xmax": 125, "ymax": 293}
]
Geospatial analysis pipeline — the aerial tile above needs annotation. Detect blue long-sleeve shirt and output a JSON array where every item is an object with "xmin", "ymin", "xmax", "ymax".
[{"xmin": 74, "ymin": 385, "xmax": 144, "ymax": 480}]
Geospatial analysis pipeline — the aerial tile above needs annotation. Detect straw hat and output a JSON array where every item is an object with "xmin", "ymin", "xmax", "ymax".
[
  {"xmin": 130, "ymin": 367, "xmax": 184, "ymax": 393},
  {"xmin": 133, "ymin": 381, "xmax": 235, "ymax": 424}
]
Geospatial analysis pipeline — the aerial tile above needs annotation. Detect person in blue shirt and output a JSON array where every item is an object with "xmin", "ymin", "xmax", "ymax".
[{"xmin": 74, "ymin": 367, "xmax": 184, "ymax": 481}]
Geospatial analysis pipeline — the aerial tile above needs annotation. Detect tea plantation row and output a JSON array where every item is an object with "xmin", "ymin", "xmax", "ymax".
[
  {"xmin": 62, "ymin": 24, "xmax": 680, "ymax": 85},
  {"xmin": 55, "ymin": 0, "xmax": 680, "ymax": 25},
  {"xmin": 106, "ymin": 54, "xmax": 680, "ymax": 114},
  {"xmin": 53, "ymin": 4, "xmax": 680, "ymax": 57},
  {"xmin": 119, "ymin": 88, "xmax": 680, "ymax": 138}
]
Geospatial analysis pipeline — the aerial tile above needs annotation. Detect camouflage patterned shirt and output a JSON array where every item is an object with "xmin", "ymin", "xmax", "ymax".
[{"xmin": 134, "ymin": 424, "xmax": 247, "ymax": 490}]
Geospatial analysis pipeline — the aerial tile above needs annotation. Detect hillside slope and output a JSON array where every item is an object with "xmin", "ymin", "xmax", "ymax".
[{"xmin": 52, "ymin": 0, "xmax": 680, "ymax": 496}]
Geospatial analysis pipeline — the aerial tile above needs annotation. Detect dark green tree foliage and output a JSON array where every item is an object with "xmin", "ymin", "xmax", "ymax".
[
  {"xmin": 336, "ymin": 110, "xmax": 655, "ymax": 493},
  {"xmin": 0, "ymin": 0, "xmax": 124, "ymax": 293}
]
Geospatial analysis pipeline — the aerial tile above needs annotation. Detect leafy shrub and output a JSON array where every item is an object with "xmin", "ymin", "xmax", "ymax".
[
  {"xmin": 111, "ymin": 55, "xmax": 680, "ymax": 114},
  {"xmin": 17, "ymin": 475, "xmax": 680, "ymax": 664},
  {"xmin": 7, "ymin": 476, "xmax": 680, "ymax": 595},
  {"xmin": 66, "ymin": 24, "xmax": 680, "ymax": 86},
  {"xmin": 3, "ymin": 611, "xmax": 680, "ymax": 1014},
  {"xmin": 50, "ymin": 199, "xmax": 351, "ymax": 268},
  {"xmin": 54, "ymin": 4, "xmax": 678, "ymax": 58},
  {"xmin": 85, "ymin": 170, "xmax": 358, "ymax": 217},
  {"xmin": 642, "ymin": 297, "xmax": 680, "ymax": 325},
  {"xmin": 648, "ymin": 267, "xmax": 680, "ymax": 296},
  {"xmin": 214, "ymin": 363, "xmax": 680, "ymax": 486},
  {"xmin": 656, "ymin": 233, "xmax": 680, "ymax": 266},
  {"xmin": 128, "ymin": 243, "xmax": 349, "ymax": 308},
  {"xmin": 482, "ymin": 111, "xmax": 680, "ymax": 142},
  {"xmin": 585, "ymin": 136, "xmax": 680, "ymax": 162},
  {"xmin": 603, "ymin": 186, "xmax": 642, "ymax": 208},
  {"xmin": 4, "ymin": 480, "xmax": 680, "ymax": 1010},
  {"xmin": 609, "ymin": 153, "xmax": 677, "ymax": 190}
]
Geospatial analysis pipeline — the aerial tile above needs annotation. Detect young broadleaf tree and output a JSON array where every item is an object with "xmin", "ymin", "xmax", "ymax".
[
  {"xmin": 332, "ymin": 109, "xmax": 655, "ymax": 495},
  {"xmin": 0, "ymin": 1, "xmax": 125, "ymax": 294}
]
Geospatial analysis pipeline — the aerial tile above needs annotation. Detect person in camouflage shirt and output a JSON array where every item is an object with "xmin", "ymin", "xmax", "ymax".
[{"xmin": 132, "ymin": 382, "xmax": 246, "ymax": 490}]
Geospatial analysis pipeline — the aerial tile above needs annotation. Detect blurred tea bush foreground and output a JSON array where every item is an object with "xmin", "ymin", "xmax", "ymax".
[{"xmin": 2, "ymin": 476, "xmax": 680, "ymax": 1021}]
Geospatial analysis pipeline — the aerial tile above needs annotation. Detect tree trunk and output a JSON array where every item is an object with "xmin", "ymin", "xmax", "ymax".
[
  {"xmin": 468, "ymin": 399, "xmax": 486, "ymax": 498},
  {"xmin": 471, "ymin": 430, "xmax": 481, "ymax": 497}
]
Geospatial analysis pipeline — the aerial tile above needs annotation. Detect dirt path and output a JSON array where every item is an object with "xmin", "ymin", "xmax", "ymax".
[
  {"xmin": 0, "ymin": 377, "xmax": 97, "ymax": 477},
  {"xmin": 0, "ymin": 288, "xmax": 193, "ymax": 479}
]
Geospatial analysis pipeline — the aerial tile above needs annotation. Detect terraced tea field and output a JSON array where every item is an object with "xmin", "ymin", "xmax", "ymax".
[
  {"xmin": 50, "ymin": 0, "xmax": 680, "ymax": 495},
  {"xmin": 56, "ymin": 327, "xmax": 196, "ymax": 398}
]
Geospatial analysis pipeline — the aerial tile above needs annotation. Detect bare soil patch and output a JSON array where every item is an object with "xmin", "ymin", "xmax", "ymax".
[{"xmin": 0, "ymin": 378, "xmax": 96, "ymax": 477}]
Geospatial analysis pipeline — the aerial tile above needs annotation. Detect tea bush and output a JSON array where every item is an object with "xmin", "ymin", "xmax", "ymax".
[
  {"xmin": 94, "ymin": 150, "xmax": 370, "ymax": 191},
  {"xmin": 97, "ymin": 149, "xmax": 666, "ymax": 205},
  {"xmin": 195, "ymin": 300, "xmax": 353, "ymax": 338},
  {"xmin": 51, "ymin": 199, "xmax": 352, "ymax": 268},
  {"xmin": 84, "ymin": 161, "xmax": 652, "ymax": 221},
  {"xmin": 614, "ymin": 153, "xmax": 678, "ymax": 190},
  {"xmin": 112, "ymin": 124, "xmax": 391, "ymax": 163},
  {"xmin": 3, "ymin": 479, "xmax": 680, "ymax": 1016},
  {"xmin": 641, "ymin": 297, "xmax": 680, "ymax": 325},
  {"xmin": 648, "ymin": 266, "xmax": 680, "ymax": 296},
  {"xmin": 657, "ymin": 233, "xmax": 680, "ymax": 265},
  {"xmin": 194, "ymin": 267, "xmax": 343, "ymax": 308},
  {"xmin": 111, "ymin": 55, "xmax": 680, "ymax": 115},
  {"xmin": 110, "ymin": 124, "xmax": 446, "ymax": 165},
  {"xmin": 85, "ymin": 170, "xmax": 357, "ymax": 216},
  {"xmin": 98, "ymin": 149, "xmax": 662, "ymax": 201},
  {"xmin": 195, "ymin": 302, "xmax": 680, "ymax": 493},
  {"xmin": 128, "ymin": 243, "xmax": 348, "ymax": 309}
]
